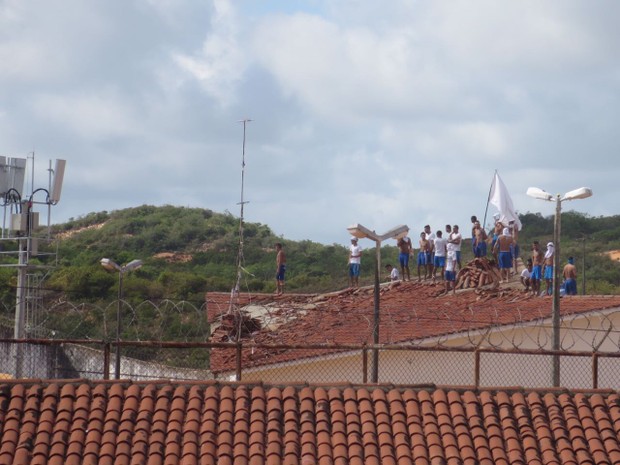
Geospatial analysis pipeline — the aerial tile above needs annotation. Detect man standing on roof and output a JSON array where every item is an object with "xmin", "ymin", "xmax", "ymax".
[
  {"xmin": 397, "ymin": 231, "xmax": 413, "ymax": 281},
  {"xmin": 348, "ymin": 237, "xmax": 362, "ymax": 288},
  {"xmin": 473, "ymin": 221, "xmax": 487, "ymax": 258},
  {"xmin": 417, "ymin": 231, "xmax": 431, "ymax": 281},
  {"xmin": 563, "ymin": 256, "xmax": 578, "ymax": 296},
  {"xmin": 470, "ymin": 215, "xmax": 479, "ymax": 255},
  {"xmin": 275, "ymin": 243, "xmax": 286, "ymax": 296},
  {"xmin": 444, "ymin": 250, "xmax": 457, "ymax": 294},
  {"xmin": 448, "ymin": 224, "xmax": 462, "ymax": 271},
  {"xmin": 424, "ymin": 225, "xmax": 436, "ymax": 277},
  {"xmin": 432, "ymin": 230, "xmax": 447, "ymax": 282},
  {"xmin": 543, "ymin": 242, "xmax": 555, "ymax": 296},
  {"xmin": 509, "ymin": 220, "xmax": 520, "ymax": 275},
  {"xmin": 494, "ymin": 227, "xmax": 514, "ymax": 283},
  {"xmin": 531, "ymin": 241, "xmax": 544, "ymax": 296}
]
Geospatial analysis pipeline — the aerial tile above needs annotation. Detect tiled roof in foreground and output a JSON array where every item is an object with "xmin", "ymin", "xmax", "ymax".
[{"xmin": 2, "ymin": 380, "xmax": 620, "ymax": 465}]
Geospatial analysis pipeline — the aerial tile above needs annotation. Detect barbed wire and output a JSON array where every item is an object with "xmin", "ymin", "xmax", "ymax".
[
  {"xmin": 1, "ymin": 297, "xmax": 620, "ymax": 351},
  {"xmin": 0, "ymin": 299, "xmax": 210, "ymax": 342}
]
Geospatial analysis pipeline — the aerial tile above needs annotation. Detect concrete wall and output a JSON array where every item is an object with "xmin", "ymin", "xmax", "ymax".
[{"xmin": 224, "ymin": 309, "xmax": 620, "ymax": 389}]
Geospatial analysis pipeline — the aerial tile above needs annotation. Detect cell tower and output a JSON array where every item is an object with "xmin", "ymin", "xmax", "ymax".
[{"xmin": 0, "ymin": 154, "xmax": 66, "ymax": 341}]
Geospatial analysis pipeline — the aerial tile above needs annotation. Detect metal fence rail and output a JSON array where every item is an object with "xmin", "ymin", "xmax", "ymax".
[{"xmin": 1, "ymin": 338, "xmax": 619, "ymax": 389}]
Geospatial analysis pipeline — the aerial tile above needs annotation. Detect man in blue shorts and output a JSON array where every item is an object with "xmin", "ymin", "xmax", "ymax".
[
  {"xmin": 348, "ymin": 237, "xmax": 362, "ymax": 288},
  {"xmin": 275, "ymin": 243, "xmax": 287, "ymax": 295},
  {"xmin": 432, "ymin": 230, "xmax": 447, "ymax": 282},
  {"xmin": 543, "ymin": 242, "xmax": 554, "ymax": 295},
  {"xmin": 397, "ymin": 232, "xmax": 413, "ymax": 281},
  {"xmin": 417, "ymin": 231, "xmax": 431, "ymax": 281},
  {"xmin": 444, "ymin": 250, "xmax": 457, "ymax": 294},
  {"xmin": 473, "ymin": 220, "xmax": 487, "ymax": 258},
  {"xmin": 563, "ymin": 256, "xmax": 578, "ymax": 295},
  {"xmin": 494, "ymin": 227, "xmax": 513, "ymax": 282},
  {"xmin": 531, "ymin": 241, "xmax": 544, "ymax": 296}
]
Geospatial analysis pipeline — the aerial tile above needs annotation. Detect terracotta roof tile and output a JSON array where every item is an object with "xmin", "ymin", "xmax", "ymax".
[
  {"xmin": 590, "ymin": 394, "xmax": 620, "ymax": 463},
  {"xmin": 207, "ymin": 286, "xmax": 620, "ymax": 373},
  {"xmin": 3, "ymin": 381, "xmax": 620, "ymax": 464}
]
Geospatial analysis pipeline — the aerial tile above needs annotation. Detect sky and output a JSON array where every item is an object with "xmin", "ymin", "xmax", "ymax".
[{"xmin": 1, "ymin": 0, "xmax": 619, "ymax": 245}]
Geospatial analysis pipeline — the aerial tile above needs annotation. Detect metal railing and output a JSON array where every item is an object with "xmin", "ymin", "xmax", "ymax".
[{"xmin": 1, "ymin": 338, "xmax": 619, "ymax": 390}]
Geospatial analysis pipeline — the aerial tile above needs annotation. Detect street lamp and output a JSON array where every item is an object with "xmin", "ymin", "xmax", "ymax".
[
  {"xmin": 100, "ymin": 258, "xmax": 143, "ymax": 379},
  {"xmin": 526, "ymin": 186, "xmax": 592, "ymax": 386},
  {"xmin": 346, "ymin": 223, "xmax": 409, "ymax": 383}
]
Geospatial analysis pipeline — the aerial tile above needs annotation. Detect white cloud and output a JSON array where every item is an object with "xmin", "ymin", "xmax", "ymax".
[
  {"xmin": 30, "ymin": 91, "xmax": 142, "ymax": 141},
  {"xmin": 0, "ymin": 0, "xmax": 618, "ymax": 244},
  {"xmin": 173, "ymin": 0, "xmax": 245, "ymax": 106}
]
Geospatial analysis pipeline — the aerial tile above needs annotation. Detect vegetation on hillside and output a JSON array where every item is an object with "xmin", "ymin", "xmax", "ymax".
[{"xmin": 0, "ymin": 205, "xmax": 619, "ymax": 339}]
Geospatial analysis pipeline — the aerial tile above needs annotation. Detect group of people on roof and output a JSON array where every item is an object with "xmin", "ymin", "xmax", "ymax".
[{"xmin": 348, "ymin": 212, "xmax": 579, "ymax": 297}]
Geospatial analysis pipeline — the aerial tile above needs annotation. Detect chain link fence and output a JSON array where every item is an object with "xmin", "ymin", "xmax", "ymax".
[{"xmin": 2, "ymin": 338, "xmax": 620, "ymax": 389}]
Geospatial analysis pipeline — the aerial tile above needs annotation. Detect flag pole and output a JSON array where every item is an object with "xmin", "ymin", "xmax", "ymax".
[{"xmin": 482, "ymin": 169, "xmax": 497, "ymax": 230}]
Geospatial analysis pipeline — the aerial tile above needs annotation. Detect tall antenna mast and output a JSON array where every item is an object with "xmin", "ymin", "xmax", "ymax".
[{"xmin": 230, "ymin": 119, "xmax": 252, "ymax": 310}]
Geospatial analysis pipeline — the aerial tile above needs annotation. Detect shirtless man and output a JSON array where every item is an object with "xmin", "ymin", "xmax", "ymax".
[
  {"xmin": 470, "ymin": 215, "xmax": 478, "ymax": 255},
  {"xmin": 275, "ymin": 243, "xmax": 287, "ymax": 295},
  {"xmin": 509, "ymin": 220, "xmax": 520, "ymax": 274},
  {"xmin": 543, "ymin": 242, "xmax": 554, "ymax": 296},
  {"xmin": 397, "ymin": 232, "xmax": 413, "ymax": 281},
  {"xmin": 563, "ymin": 256, "xmax": 578, "ymax": 295},
  {"xmin": 531, "ymin": 241, "xmax": 544, "ymax": 296},
  {"xmin": 494, "ymin": 227, "xmax": 514, "ymax": 282},
  {"xmin": 424, "ymin": 225, "xmax": 436, "ymax": 277},
  {"xmin": 473, "ymin": 221, "xmax": 487, "ymax": 258},
  {"xmin": 491, "ymin": 220, "xmax": 504, "ymax": 262},
  {"xmin": 417, "ymin": 231, "xmax": 431, "ymax": 281}
]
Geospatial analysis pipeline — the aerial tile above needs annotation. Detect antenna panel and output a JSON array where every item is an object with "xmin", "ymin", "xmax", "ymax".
[
  {"xmin": 0, "ymin": 156, "xmax": 8, "ymax": 195},
  {"xmin": 50, "ymin": 159, "xmax": 66, "ymax": 204},
  {"xmin": 8, "ymin": 157, "xmax": 26, "ymax": 194}
]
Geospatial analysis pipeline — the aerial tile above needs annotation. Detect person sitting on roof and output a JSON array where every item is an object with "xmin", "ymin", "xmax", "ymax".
[{"xmin": 385, "ymin": 264, "xmax": 399, "ymax": 282}]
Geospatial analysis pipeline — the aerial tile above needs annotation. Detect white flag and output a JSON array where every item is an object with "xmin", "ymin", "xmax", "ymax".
[{"xmin": 489, "ymin": 172, "xmax": 522, "ymax": 230}]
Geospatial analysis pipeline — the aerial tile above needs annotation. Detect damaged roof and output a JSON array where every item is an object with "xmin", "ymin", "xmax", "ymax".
[{"xmin": 206, "ymin": 281, "xmax": 620, "ymax": 373}]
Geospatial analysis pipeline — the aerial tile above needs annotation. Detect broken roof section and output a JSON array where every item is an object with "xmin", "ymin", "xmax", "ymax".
[{"xmin": 206, "ymin": 281, "xmax": 620, "ymax": 374}]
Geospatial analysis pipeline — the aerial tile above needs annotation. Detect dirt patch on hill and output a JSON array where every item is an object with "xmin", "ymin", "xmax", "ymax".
[
  {"xmin": 606, "ymin": 250, "xmax": 620, "ymax": 261},
  {"xmin": 55, "ymin": 222, "xmax": 105, "ymax": 239},
  {"xmin": 153, "ymin": 252, "xmax": 193, "ymax": 263}
]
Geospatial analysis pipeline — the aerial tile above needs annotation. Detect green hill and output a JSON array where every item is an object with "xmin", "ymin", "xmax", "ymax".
[
  {"xmin": 1, "ymin": 205, "xmax": 620, "ymax": 310},
  {"xmin": 0, "ymin": 204, "xmax": 618, "ymax": 343}
]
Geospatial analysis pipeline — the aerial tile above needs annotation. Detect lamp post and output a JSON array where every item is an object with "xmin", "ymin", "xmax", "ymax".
[
  {"xmin": 346, "ymin": 223, "xmax": 409, "ymax": 383},
  {"xmin": 526, "ymin": 186, "xmax": 592, "ymax": 386},
  {"xmin": 100, "ymin": 258, "xmax": 143, "ymax": 379}
]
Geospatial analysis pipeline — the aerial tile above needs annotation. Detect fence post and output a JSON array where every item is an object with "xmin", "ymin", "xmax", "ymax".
[
  {"xmin": 103, "ymin": 342, "xmax": 110, "ymax": 380},
  {"xmin": 236, "ymin": 342, "xmax": 242, "ymax": 381},
  {"xmin": 592, "ymin": 352, "xmax": 599, "ymax": 389},
  {"xmin": 362, "ymin": 345, "xmax": 368, "ymax": 384},
  {"xmin": 474, "ymin": 350, "xmax": 481, "ymax": 388}
]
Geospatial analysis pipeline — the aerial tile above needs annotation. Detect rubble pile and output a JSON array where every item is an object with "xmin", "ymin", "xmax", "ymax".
[
  {"xmin": 220, "ymin": 310, "xmax": 262, "ymax": 340},
  {"xmin": 455, "ymin": 257, "xmax": 502, "ymax": 290}
]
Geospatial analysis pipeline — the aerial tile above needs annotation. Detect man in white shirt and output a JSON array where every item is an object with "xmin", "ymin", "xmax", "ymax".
[
  {"xmin": 348, "ymin": 237, "xmax": 362, "ymax": 288},
  {"xmin": 424, "ymin": 225, "xmax": 436, "ymax": 277},
  {"xmin": 521, "ymin": 259, "xmax": 533, "ymax": 292},
  {"xmin": 385, "ymin": 264, "xmax": 399, "ymax": 282},
  {"xmin": 445, "ymin": 250, "xmax": 457, "ymax": 294},
  {"xmin": 433, "ymin": 230, "xmax": 448, "ymax": 282},
  {"xmin": 448, "ymin": 224, "xmax": 463, "ymax": 271}
]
